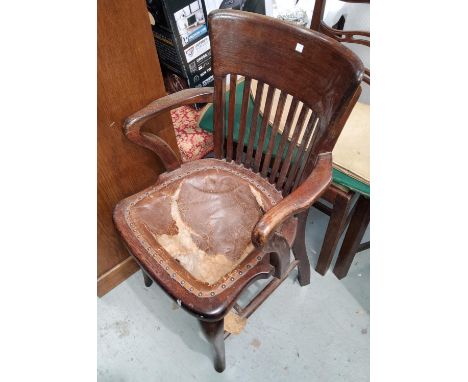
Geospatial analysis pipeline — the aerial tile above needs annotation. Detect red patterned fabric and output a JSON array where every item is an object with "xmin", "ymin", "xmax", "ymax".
[{"xmin": 170, "ymin": 106, "xmax": 214, "ymax": 162}]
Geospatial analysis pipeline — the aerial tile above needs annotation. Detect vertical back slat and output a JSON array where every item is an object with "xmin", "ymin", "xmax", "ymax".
[
  {"xmin": 235, "ymin": 77, "xmax": 252, "ymax": 164},
  {"xmin": 245, "ymin": 81, "xmax": 265, "ymax": 167},
  {"xmin": 261, "ymin": 91, "xmax": 287, "ymax": 177},
  {"xmin": 276, "ymin": 105, "xmax": 310, "ymax": 189},
  {"xmin": 213, "ymin": 76, "xmax": 226, "ymax": 159},
  {"xmin": 253, "ymin": 84, "xmax": 275, "ymax": 172},
  {"xmin": 269, "ymin": 98, "xmax": 300, "ymax": 183},
  {"xmin": 226, "ymin": 74, "xmax": 237, "ymax": 161},
  {"xmin": 291, "ymin": 141, "xmax": 314, "ymax": 192},
  {"xmin": 292, "ymin": 117, "xmax": 321, "ymax": 191},
  {"xmin": 283, "ymin": 113, "xmax": 318, "ymax": 194}
]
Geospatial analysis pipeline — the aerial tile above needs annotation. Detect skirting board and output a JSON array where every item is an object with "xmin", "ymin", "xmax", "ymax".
[{"xmin": 97, "ymin": 256, "xmax": 139, "ymax": 297}]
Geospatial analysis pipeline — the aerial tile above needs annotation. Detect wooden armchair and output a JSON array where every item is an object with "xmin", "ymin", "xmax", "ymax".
[{"xmin": 113, "ymin": 10, "xmax": 363, "ymax": 372}]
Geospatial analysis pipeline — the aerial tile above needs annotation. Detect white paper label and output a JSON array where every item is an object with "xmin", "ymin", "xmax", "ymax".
[{"xmin": 184, "ymin": 36, "xmax": 211, "ymax": 63}]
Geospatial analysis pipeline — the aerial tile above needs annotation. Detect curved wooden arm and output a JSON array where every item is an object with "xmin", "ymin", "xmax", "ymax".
[
  {"xmin": 123, "ymin": 87, "xmax": 214, "ymax": 171},
  {"xmin": 252, "ymin": 153, "xmax": 333, "ymax": 248}
]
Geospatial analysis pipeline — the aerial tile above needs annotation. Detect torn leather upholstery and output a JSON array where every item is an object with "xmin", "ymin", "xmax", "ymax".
[{"xmin": 114, "ymin": 159, "xmax": 296, "ymax": 296}]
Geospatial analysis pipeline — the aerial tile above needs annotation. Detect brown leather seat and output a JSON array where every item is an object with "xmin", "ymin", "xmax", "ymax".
[{"xmin": 114, "ymin": 158, "xmax": 296, "ymax": 297}]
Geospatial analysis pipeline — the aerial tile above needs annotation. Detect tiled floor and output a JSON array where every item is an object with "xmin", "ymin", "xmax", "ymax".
[{"xmin": 98, "ymin": 205, "xmax": 370, "ymax": 381}]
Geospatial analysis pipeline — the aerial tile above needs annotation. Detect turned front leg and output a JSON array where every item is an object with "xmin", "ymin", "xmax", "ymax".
[{"xmin": 199, "ymin": 319, "xmax": 225, "ymax": 372}]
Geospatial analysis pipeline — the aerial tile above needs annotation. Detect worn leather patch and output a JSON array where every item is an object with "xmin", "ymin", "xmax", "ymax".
[
  {"xmin": 132, "ymin": 193, "xmax": 178, "ymax": 236},
  {"xmin": 125, "ymin": 159, "xmax": 297, "ymax": 287},
  {"xmin": 148, "ymin": 170, "xmax": 265, "ymax": 284},
  {"xmin": 177, "ymin": 171, "xmax": 263, "ymax": 261}
]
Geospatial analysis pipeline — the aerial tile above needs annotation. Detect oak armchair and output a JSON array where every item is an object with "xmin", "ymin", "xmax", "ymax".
[{"xmin": 113, "ymin": 9, "xmax": 363, "ymax": 372}]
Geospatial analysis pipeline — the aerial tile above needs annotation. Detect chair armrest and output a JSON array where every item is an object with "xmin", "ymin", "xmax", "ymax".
[
  {"xmin": 252, "ymin": 153, "xmax": 333, "ymax": 248},
  {"xmin": 123, "ymin": 87, "xmax": 214, "ymax": 171}
]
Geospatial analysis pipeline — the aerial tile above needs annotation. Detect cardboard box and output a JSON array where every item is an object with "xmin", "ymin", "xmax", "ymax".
[{"xmin": 147, "ymin": 0, "xmax": 214, "ymax": 89}]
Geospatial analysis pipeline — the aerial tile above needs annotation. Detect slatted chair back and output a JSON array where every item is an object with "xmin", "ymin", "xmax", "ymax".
[{"xmin": 209, "ymin": 10, "xmax": 364, "ymax": 196}]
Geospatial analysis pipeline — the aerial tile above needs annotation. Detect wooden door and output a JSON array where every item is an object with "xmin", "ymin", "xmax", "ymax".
[{"xmin": 97, "ymin": 0, "xmax": 180, "ymax": 296}]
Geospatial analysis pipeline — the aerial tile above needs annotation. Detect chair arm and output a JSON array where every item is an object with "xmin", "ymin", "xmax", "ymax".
[
  {"xmin": 252, "ymin": 153, "xmax": 333, "ymax": 248},
  {"xmin": 123, "ymin": 87, "xmax": 214, "ymax": 171}
]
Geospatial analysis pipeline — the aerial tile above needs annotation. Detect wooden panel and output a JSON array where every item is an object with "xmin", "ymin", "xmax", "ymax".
[
  {"xmin": 97, "ymin": 257, "xmax": 140, "ymax": 297},
  {"xmin": 97, "ymin": 0, "xmax": 179, "ymax": 295}
]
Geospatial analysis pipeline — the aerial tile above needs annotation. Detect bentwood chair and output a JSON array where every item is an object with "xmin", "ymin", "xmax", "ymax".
[
  {"xmin": 310, "ymin": 0, "xmax": 371, "ymax": 278},
  {"xmin": 113, "ymin": 9, "xmax": 364, "ymax": 372}
]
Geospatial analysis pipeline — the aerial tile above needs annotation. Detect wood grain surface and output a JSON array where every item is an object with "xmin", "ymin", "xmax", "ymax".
[{"xmin": 97, "ymin": 0, "xmax": 180, "ymax": 296}]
